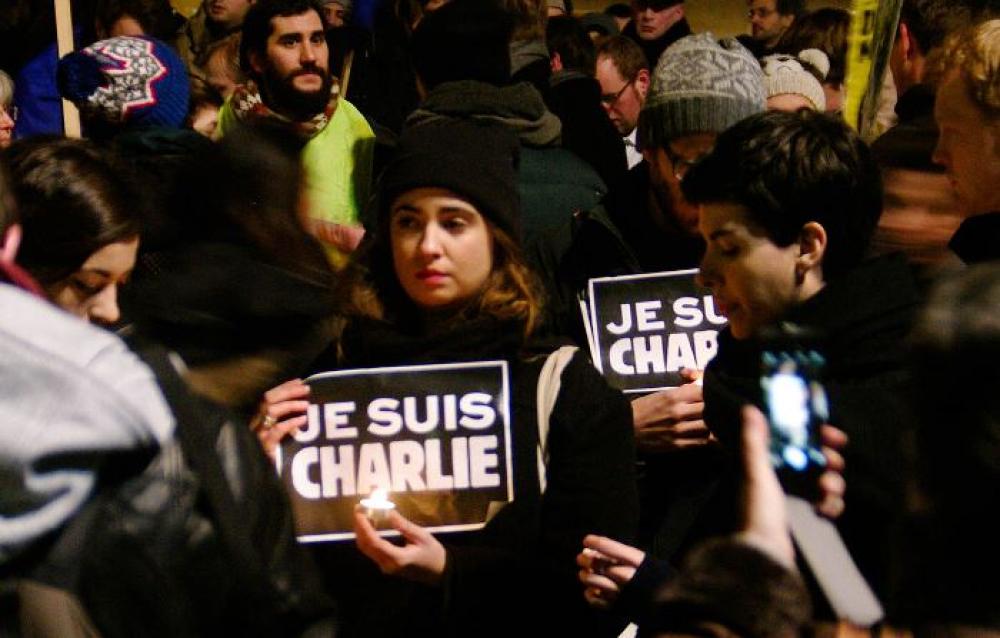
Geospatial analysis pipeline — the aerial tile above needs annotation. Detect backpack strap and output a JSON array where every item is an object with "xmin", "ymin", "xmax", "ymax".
[
  {"xmin": 130, "ymin": 344, "xmax": 270, "ymax": 604},
  {"xmin": 535, "ymin": 345, "xmax": 578, "ymax": 495}
]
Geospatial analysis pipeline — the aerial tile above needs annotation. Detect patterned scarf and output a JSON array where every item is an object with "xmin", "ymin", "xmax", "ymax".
[{"xmin": 229, "ymin": 78, "xmax": 340, "ymax": 140}]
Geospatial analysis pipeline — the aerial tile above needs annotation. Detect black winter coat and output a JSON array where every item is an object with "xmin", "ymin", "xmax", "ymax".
[
  {"xmin": 949, "ymin": 211, "xmax": 1000, "ymax": 264},
  {"xmin": 702, "ymin": 254, "xmax": 921, "ymax": 600},
  {"xmin": 312, "ymin": 318, "xmax": 639, "ymax": 638},
  {"xmin": 871, "ymin": 84, "xmax": 939, "ymax": 172},
  {"xmin": 531, "ymin": 163, "xmax": 704, "ymax": 346},
  {"xmin": 622, "ymin": 18, "xmax": 693, "ymax": 70},
  {"xmin": 546, "ymin": 71, "xmax": 629, "ymax": 197}
]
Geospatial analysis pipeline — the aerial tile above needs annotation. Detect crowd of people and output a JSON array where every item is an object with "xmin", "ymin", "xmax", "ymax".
[{"xmin": 1, "ymin": 0, "xmax": 999, "ymax": 636}]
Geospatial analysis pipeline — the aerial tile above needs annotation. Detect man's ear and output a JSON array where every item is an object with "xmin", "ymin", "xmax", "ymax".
[
  {"xmin": 797, "ymin": 221, "xmax": 827, "ymax": 273},
  {"xmin": 635, "ymin": 68, "xmax": 651, "ymax": 98},
  {"xmin": 896, "ymin": 22, "xmax": 912, "ymax": 61},
  {"xmin": 249, "ymin": 49, "xmax": 265, "ymax": 76},
  {"xmin": 1, "ymin": 223, "xmax": 22, "ymax": 265},
  {"xmin": 899, "ymin": 22, "xmax": 923, "ymax": 60}
]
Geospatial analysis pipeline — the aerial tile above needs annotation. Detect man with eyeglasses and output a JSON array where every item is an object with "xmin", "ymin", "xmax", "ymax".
[
  {"xmin": 740, "ymin": 0, "xmax": 804, "ymax": 58},
  {"xmin": 534, "ymin": 33, "xmax": 765, "ymax": 557},
  {"xmin": 596, "ymin": 35, "xmax": 650, "ymax": 170},
  {"xmin": 621, "ymin": 0, "xmax": 691, "ymax": 69}
]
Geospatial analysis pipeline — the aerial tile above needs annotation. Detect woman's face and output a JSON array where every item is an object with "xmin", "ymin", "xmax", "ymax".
[
  {"xmin": 49, "ymin": 237, "xmax": 139, "ymax": 326},
  {"xmin": 390, "ymin": 187, "xmax": 493, "ymax": 313},
  {"xmin": 696, "ymin": 202, "xmax": 803, "ymax": 340}
]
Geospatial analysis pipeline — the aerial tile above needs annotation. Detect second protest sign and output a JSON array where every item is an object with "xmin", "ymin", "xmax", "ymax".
[{"xmin": 588, "ymin": 269, "xmax": 727, "ymax": 392}]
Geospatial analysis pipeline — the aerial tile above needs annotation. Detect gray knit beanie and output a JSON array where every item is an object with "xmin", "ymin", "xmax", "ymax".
[{"xmin": 639, "ymin": 33, "xmax": 766, "ymax": 148}]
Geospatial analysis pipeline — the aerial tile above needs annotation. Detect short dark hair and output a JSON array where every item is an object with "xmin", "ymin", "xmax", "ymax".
[
  {"xmin": 683, "ymin": 110, "xmax": 882, "ymax": 281},
  {"xmin": 604, "ymin": 3, "xmax": 631, "ymax": 19},
  {"xmin": 596, "ymin": 34, "xmax": 648, "ymax": 80},
  {"xmin": 899, "ymin": 0, "xmax": 975, "ymax": 55},
  {"xmin": 239, "ymin": 0, "xmax": 327, "ymax": 78},
  {"xmin": 411, "ymin": 0, "xmax": 514, "ymax": 90},
  {"xmin": 4, "ymin": 138, "xmax": 139, "ymax": 286},
  {"xmin": 546, "ymin": 16, "xmax": 596, "ymax": 75},
  {"xmin": 94, "ymin": 0, "xmax": 179, "ymax": 40},
  {"xmin": 775, "ymin": 0, "xmax": 806, "ymax": 18}
]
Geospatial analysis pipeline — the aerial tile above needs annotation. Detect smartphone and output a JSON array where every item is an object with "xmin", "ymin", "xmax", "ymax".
[{"xmin": 760, "ymin": 345, "xmax": 828, "ymax": 496}]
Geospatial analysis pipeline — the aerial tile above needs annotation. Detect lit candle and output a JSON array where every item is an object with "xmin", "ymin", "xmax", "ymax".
[{"xmin": 359, "ymin": 488, "xmax": 395, "ymax": 525}]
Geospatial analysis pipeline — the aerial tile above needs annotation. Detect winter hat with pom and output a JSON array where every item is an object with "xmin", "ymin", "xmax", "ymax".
[
  {"xmin": 761, "ymin": 49, "xmax": 829, "ymax": 111},
  {"xmin": 58, "ymin": 36, "xmax": 189, "ymax": 129}
]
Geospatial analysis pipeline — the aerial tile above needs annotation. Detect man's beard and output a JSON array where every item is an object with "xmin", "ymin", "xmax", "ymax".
[{"xmin": 260, "ymin": 66, "xmax": 333, "ymax": 121}]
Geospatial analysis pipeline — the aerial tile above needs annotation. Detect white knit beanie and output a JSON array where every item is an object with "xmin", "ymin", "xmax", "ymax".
[{"xmin": 761, "ymin": 49, "xmax": 829, "ymax": 111}]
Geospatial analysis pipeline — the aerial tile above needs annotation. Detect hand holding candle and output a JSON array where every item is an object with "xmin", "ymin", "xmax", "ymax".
[
  {"xmin": 359, "ymin": 488, "xmax": 396, "ymax": 526},
  {"xmin": 353, "ymin": 496, "xmax": 447, "ymax": 586}
]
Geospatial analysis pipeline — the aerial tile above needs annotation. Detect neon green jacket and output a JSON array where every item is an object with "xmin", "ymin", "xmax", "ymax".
[{"xmin": 217, "ymin": 96, "xmax": 375, "ymax": 229}]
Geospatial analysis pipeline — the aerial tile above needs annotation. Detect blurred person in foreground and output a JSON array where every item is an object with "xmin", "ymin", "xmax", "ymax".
[
  {"xmin": 0, "ymin": 141, "xmax": 174, "ymax": 634},
  {"xmin": 932, "ymin": 18, "xmax": 1000, "ymax": 264},
  {"xmin": 582, "ymin": 265, "xmax": 1000, "ymax": 637},
  {"xmin": 867, "ymin": 0, "xmax": 976, "ymax": 271},
  {"xmin": 2, "ymin": 130, "xmax": 337, "ymax": 636}
]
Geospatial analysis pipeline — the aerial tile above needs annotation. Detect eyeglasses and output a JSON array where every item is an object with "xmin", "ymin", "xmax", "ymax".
[
  {"xmin": 0, "ymin": 105, "xmax": 17, "ymax": 123},
  {"xmin": 600, "ymin": 77, "xmax": 634, "ymax": 107},
  {"xmin": 747, "ymin": 7, "xmax": 776, "ymax": 19},
  {"xmin": 663, "ymin": 144, "xmax": 712, "ymax": 181}
]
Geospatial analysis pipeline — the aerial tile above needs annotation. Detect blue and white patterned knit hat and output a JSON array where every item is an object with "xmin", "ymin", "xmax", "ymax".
[
  {"xmin": 58, "ymin": 36, "xmax": 189, "ymax": 129},
  {"xmin": 639, "ymin": 33, "xmax": 766, "ymax": 148}
]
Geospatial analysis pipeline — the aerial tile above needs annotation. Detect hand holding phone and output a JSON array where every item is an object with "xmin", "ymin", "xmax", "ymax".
[{"xmin": 760, "ymin": 347, "xmax": 828, "ymax": 498}]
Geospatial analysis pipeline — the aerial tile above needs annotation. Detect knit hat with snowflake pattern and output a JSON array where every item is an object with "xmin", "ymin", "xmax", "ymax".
[
  {"xmin": 639, "ymin": 33, "xmax": 766, "ymax": 148},
  {"xmin": 58, "ymin": 36, "xmax": 189, "ymax": 129}
]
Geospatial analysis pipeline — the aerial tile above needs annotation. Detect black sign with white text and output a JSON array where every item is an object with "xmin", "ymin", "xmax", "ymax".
[
  {"xmin": 587, "ymin": 270, "xmax": 727, "ymax": 392},
  {"xmin": 278, "ymin": 361, "xmax": 513, "ymax": 542}
]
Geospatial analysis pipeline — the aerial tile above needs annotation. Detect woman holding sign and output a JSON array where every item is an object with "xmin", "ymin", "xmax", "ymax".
[{"xmin": 257, "ymin": 119, "xmax": 638, "ymax": 637}]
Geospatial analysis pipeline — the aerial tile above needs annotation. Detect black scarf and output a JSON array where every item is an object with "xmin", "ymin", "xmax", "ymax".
[{"xmin": 339, "ymin": 315, "xmax": 527, "ymax": 368}]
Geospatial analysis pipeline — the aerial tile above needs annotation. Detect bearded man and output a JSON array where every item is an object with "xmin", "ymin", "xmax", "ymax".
[{"xmin": 217, "ymin": 0, "xmax": 375, "ymax": 256}]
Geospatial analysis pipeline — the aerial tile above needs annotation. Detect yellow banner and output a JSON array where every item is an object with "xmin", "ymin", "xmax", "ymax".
[{"xmin": 844, "ymin": 0, "xmax": 902, "ymax": 138}]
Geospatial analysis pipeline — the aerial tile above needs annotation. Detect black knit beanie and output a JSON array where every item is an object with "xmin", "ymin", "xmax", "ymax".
[
  {"xmin": 378, "ymin": 119, "xmax": 521, "ymax": 239},
  {"xmin": 411, "ymin": 0, "xmax": 514, "ymax": 89}
]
